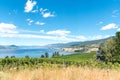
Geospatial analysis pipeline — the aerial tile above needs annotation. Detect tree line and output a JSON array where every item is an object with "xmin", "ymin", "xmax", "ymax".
[{"xmin": 4, "ymin": 51, "xmax": 61, "ymax": 59}]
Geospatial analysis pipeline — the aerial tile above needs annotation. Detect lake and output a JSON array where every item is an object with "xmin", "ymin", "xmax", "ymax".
[{"xmin": 0, "ymin": 47, "xmax": 72, "ymax": 58}]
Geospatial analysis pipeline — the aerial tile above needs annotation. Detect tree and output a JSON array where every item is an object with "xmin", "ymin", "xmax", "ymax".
[
  {"xmin": 113, "ymin": 32, "xmax": 120, "ymax": 62},
  {"xmin": 25, "ymin": 55, "xmax": 30, "ymax": 58},
  {"xmin": 41, "ymin": 55, "xmax": 45, "ymax": 58},
  {"xmin": 97, "ymin": 32, "xmax": 120, "ymax": 63},
  {"xmin": 52, "ymin": 52, "xmax": 60, "ymax": 57},
  {"xmin": 5, "ymin": 56, "xmax": 9, "ymax": 58},
  {"xmin": 11, "ymin": 56, "xmax": 16, "ymax": 58},
  {"xmin": 45, "ymin": 52, "xmax": 49, "ymax": 58}
]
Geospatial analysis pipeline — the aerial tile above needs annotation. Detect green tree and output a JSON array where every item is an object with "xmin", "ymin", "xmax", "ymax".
[
  {"xmin": 41, "ymin": 54, "xmax": 45, "ymax": 58},
  {"xmin": 5, "ymin": 56, "xmax": 9, "ymax": 58},
  {"xmin": 113, "ymin": 32, "xmax": 120, "ymax": 62},
  {"xmin": 98, "ymin": 32, "xmax": 120, "ymax": 63},
  {"xmin": 45, "ymin": 52, "xmax": 49, "ymax": 58},
  {"xmin": 52, "ymin": 52, "xmax": 60, "ymax": 57},
  {"xmin": 25, "ymin": 55, "xmax": 30, "ymax": 58},
  {"xmin": 11, "ymin": 56, "xmax": 16, "ymax": 58}
]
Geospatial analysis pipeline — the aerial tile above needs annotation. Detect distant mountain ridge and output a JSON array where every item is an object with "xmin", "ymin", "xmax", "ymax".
[
  {"xmin": 46, "ymin": 37, "xmax": 111, "ymax": 52},
  {"xmin": 46, "ymin": 37, "xmax": 110, "ymax": 48},
  {"xmin": 0, "ymin": 45, "xmax": 18, "ymax": 49}
]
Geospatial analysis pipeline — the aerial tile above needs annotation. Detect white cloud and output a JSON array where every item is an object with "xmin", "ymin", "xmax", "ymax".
[
  {"xmin": 91, "ymin": 35, "xmax": 103, "ymax": 40},
  {"xmin": 76, "ymin": 36, "xmax": 87, "ymax": 41},
  {"xmin": 46, "ymin": 30, "xmax": 71, "ymax": 36},
  {"xmin": 19, "ymin": 29, "xmax": 43, "ymax": 34},
  {"xmin": 104, "ymin": 35, "xmax": 111, "ymax": 38},
  {"xmin": 31, "ymin": 9, "xmax": 38, "ymax": 13},
  {"xmin": 101, "ymin": 23, "xmax": 118, "ymax": 30},
  {"xmin": 42, "ymin": 13, "xmax": 55, "ymax": 18},
  {"xmin": 40, "ymin": 30, "xmax": 45, "ymax": 33},
  {"xmin": 24, "ymin": 0, "xmax": 37, "ymax": 13},
  {"xmin": 0, "ymin": 23, "xmax": 18, "ymax": 34},
  {"xmin": 27, "ymin": 19, "xmax": 45, "ymax": 26},
  {"xmin": 0, "ymin": 23, "xmax": 74, "ymax": 42},
  {"xmin": 35, "ymin": 21, "xmax": 45, "ymax": 25},
  {"xmin": 40, "ymin": 8, "xmax": 55, "ymax": 18},
  {"xmin": 0, "ymin": 32, "xmax": 75, "ymax": 42},
  {"xmin": 27, "ymin": 18, "xmax": 34, "ymax": 25},
  {"xmin": 0, "ymin": 33, "xmax": 54, "ymax": 39},
  {"xmin": 0, "ymin": 22, "xmax": 112, "ymax": 43},
  {"xmin": 90, "ymin": 35, "xmax": 111, "ymax": 40}
]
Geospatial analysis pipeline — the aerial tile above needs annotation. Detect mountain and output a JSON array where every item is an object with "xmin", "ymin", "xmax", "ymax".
[
  {"xmin": 46, "ymin": 37, "xmax": 111, "ymax": 52},
  {"xmin": 47, "ymin": 38, "xmax": 109, "ymax": 48},
  {"xmin": 0, "ymin": 45, "xmax": 18, "ymax": 49}
]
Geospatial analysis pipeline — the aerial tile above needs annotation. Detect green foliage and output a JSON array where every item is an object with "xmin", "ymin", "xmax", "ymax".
[
  {"xmin": 0, "ymin": 52, "xmax": 96, "ymax": 70},
  {"xmin": 5, "ymin": 56, "xmax": 9, "ymax": 58},
  {"xmin": 41, "ymin": 55, "xmax": 45, "ymax": 58},
  {"xmin": 54, "ymin": 52, "xmax": 96, "ymax": 62},
  {"xmin": 11, "ymin": 56, "xmax": 15, "ymax": 58},
  {"xmin": 98, "ymin": 32, "xmax": 120, "ymax": 63},
  {"xmin": 52, "ymin": 52, "xmax": 60, "ymax": 57},
  {"xmin": 114, "ymin": 32, "xmax": 120, "ymax": 62},
  {"xmin": 25, "ymin": 55, "xmax": 30, "ymax": 58},
  {"xmin": 45, "ymin": 52, "xmax": 49, "ymax": 58},
  {"xmin": 0, "ymin": 51, "xmax": 120, "ymax": 71}
]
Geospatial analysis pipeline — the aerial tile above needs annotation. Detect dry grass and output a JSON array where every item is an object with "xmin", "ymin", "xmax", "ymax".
[{"xmin": 0, "ymin": 67, "xmax": 120, "ymax": 80}]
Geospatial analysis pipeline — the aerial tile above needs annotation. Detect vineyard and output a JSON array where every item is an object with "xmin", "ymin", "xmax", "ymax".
[
  {"xmin": 0, "ymin": 52, "xmax": 95, "ymax": 70},
  {"xmin": 0, "ymin": 51, "xmax": 120, "ymax": 71}
]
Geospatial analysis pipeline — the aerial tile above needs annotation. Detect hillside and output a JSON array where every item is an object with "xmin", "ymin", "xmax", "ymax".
[
  {"xmin": 53, "ymin": 52, "xmax": 96, "ymax": 62},
  {"xmin": 47, "ymin": 37, "xmax": 110, "ymax": 52},
  {"xmin": 47, "ymin": 38, "xmax": 109, "ymax": 48}
]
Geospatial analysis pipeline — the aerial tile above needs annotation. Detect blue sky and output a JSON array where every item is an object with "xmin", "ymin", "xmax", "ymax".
[{"xmin": 0, "ymin": 0, "xmax": 120, "ymax": 45}]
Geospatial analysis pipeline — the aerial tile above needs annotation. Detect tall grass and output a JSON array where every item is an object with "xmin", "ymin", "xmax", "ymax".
[{"xmin": 0, "ymin": 67, "xmax": 120, "ymax": 80}]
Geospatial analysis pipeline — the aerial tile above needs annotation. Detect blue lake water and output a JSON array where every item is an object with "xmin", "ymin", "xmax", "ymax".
[{"xmin": 0, "ymin": 47, "xmax": 72, "ymax": 58}]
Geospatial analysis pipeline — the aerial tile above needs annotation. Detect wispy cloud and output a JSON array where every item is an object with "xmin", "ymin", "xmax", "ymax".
[
  {"xmin": 24, "ymin": 0, "xmax": 37, "ymax": 13},
  {"xmin": 46, "ymin": 30, "xmax": 70, "ymax": 36},
  {"xmin": 112, "ymin": 9, "xmax": 119, "ymax": 17},
  {"xmin": 90, "ymin": 35, "xmax": 111, "ymax": 40},
  {"xmin": 26, "ymin": 19, "xmax": 45, "ymax": 26},
  {"xmin": 0, "ymin": 23, "xmax": 112, "ymax": 43},
  {"xmin": 76, "ymin": 36, "xmax": 87, "ymax": 41},
  {"xmin": 31, "ymin": 9, "xmax": 38, "ymax": 13},
  {"xmin": 27, "ymin": 18, "xmax": 34, "ymax": 25},
  {"xmin": 101, "ymin": 23, "xmax": 118, "ymax": 30},
  {"xmin": 96, "ymin": 21, "xmax": 103, "ymax": 25},
  {"xmin": 31, "ymin": 6, "xmax": 38, "ymax": 13},
  {"xmin": 39, "ymin": 30, "xmax": 45, "ymax": 33},
  {"xmin": 40, "ymin": 8, "xmax": 55, "ymax": 18},
  {"xmin": 35, "ymin": 21, "xmax": 45, "ymax": 25}
]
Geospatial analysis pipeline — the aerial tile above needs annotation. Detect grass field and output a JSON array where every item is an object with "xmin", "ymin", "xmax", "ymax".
[
  {"xmin": 54, "ymin": 51, "xmax": 96, "ymax": 62},
  {"xmin": 0, "ymin": 67, "xmax": 120, "ymax": 80},
  {"xmin": 0, "ymin": 52, "xmax": 97, "ymax": 71},
  {"xmin": 0, "ymin": 52, "xmax": 120, "ymax": 80}
]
